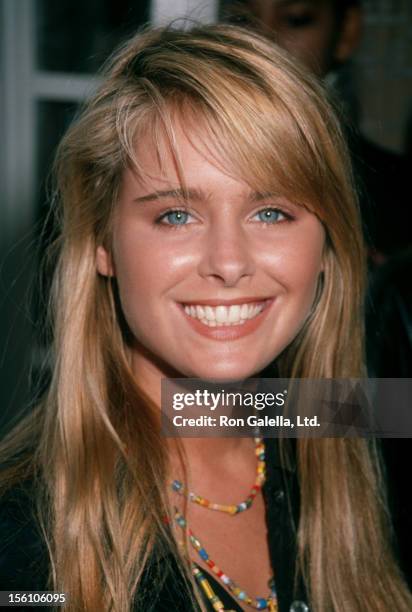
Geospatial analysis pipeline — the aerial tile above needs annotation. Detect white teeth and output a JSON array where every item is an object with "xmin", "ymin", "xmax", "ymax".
[
  {"xmin": 183, "ymin": 301, "xmax": 267, "ymax": 326},
  {"xmin": 228, "ymin": 305, "xmax": 240, "ymax": 323},
  {"xmin": 240, "ymin": 304, "xmax": 249, "ymax": 320},
  {"xmin": 205, "ymin": 306, "xmax": 214, "ymax": 321},
  {"xmin": 249, "ymin": 304, "xmax": 260, "ymax": 318},
  {"xmin": 216, "ymin": 305, "xmax": 228, "ymax": 323}
]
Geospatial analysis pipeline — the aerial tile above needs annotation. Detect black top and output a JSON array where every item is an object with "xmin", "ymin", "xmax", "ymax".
[{"xmin": 0, "ymin": 438, "xmax": 309, "ymax": 612}]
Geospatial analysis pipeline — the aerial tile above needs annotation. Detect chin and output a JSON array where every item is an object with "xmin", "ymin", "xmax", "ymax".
[{"xmin": 180, "ymin": 360, "xmax": 264, "ymax": 383}]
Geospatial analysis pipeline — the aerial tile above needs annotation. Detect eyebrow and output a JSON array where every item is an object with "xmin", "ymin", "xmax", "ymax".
[
  {"xmin": 134, "ymin": 189, "xmax": 283, "ymax": 204},
  {"xmin": 134, "ymin": 188, "xmax": 203, "ymax": 203}
]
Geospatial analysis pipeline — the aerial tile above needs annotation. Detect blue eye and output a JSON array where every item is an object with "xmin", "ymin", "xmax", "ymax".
[
  {"xmin": 255, "ymin": 208, "xmax": 288, "ymax": 223},
  {"xmin": 159, "ymin": 210, "xmax": 191, "ymax": 225}
]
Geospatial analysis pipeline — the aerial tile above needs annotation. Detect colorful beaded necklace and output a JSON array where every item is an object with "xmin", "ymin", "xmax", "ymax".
[
  {"xmin": 171, "ymin": 437, "xmax": 265, "ymax": 515},
  {"xmin": 170, "ymin": 437, "xmax": 278, "ymax": 611},
  {"xmin": 175, "ymin": 509, "xmax": 277, "ymax": 610},
  {"xmin": 193, "ymin": 566, "xmax": 278, "ymax": 612}
]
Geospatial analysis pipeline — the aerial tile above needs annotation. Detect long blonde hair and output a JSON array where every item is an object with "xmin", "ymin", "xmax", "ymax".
[{"xmin": 1, "ymin": 23, "xmax": 410, "ymax": 611}]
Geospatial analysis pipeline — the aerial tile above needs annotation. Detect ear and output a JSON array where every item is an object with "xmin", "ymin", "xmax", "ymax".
[
  {"xmin": 334, "ymin": 7, "xmax": 362, "ymax": 64},
  {"xmin": 96, "ymin": 245, "xmax": 115, "ymax": 277}
]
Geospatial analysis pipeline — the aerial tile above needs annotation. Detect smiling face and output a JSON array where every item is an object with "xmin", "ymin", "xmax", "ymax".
[{"xmin": 96, "ymin": 124, "xmax": 325, "ymax": 385}]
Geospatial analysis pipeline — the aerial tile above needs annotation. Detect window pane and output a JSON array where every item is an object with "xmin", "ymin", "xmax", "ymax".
[{"xmin": 36, "ymin": 0, "xmax": 150, "ymax": 73}]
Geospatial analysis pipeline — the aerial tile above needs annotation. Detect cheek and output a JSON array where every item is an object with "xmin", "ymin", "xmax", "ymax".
[
  {"xmin": 286, "ymin": 256, "xmax": 322, "ymax": 308},
  {"xmin": 262, "ymin": 226, "xmax": 324, "ymax": 267},
  {"xmin": 111, "ymin": 227, "xmax": 194, "ymax": 322},
  {"xmin": 259, "ymin": 226, "xmax": 324, "ymax": 303},
  {"xmin": 111, "ymin": 228, "xmax": 153, "ymax": 326}
]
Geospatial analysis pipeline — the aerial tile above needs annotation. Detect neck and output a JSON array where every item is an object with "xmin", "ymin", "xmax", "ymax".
[
  {"xmin": 130, "ymin": 347, "xmax": 259, "ymax": 482},
  {"xmin": 178, "ymin": 436, "xmax": 252, "ymax": 462},
  {"xmin": 168, "ymin": 436, "xmax": 258, "ymax": 498}
]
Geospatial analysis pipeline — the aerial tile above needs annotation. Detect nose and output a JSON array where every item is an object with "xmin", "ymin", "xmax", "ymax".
[{"xmin": 197, "ymin": 221, "xmax": 256, "ymax": 287}]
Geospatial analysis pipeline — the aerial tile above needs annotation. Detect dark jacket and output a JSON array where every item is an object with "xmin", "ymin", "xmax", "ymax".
[{"xmin": 0, "ymin": 438, "xmax": 309, "ymax": 612}]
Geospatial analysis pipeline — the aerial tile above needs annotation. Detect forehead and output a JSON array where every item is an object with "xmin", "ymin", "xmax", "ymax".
[
  {"xmin": 125, "ymin": 120, "xmax": 253, "ymax": 195},
  {"xmin": 121, "ymin": 95, "xmax": 325, "ymax": 217}
]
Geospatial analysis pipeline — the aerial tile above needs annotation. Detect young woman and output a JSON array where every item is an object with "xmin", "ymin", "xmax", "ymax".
[{"xmin": 0, "ymin": 23, "xmax": 411, "ymax": 612}]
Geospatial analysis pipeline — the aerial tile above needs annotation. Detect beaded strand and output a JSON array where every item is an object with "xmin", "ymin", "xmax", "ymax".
[
  {"xmin": 171, "ymin": 437, "xmax": 266, "ymax": 515},
  {"xmin": 193, "ymin": 567, "xmax": 278, "ymax": 612},
  {"xmin": 175, "ymin": 509, "xmax": 277, "ymax": 611},
  {"xmin": 193, "ymin": 567, "xmax": 226, "ymax": 611}
]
